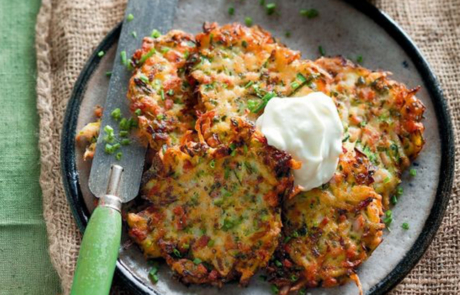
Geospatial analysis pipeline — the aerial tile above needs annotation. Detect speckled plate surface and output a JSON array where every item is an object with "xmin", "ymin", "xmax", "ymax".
[{"xmin": 62, "ymin": 0, "xmax": 454, "ymax": 294}]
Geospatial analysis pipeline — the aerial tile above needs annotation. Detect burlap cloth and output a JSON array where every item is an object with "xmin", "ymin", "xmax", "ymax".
[{"xmin": 35, "ymin": 0, "xmax": 460, "ymax": 294}]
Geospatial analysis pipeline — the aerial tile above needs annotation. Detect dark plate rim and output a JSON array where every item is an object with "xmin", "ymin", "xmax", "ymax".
[{"xmin": 61, "ymin": 1, "xmax": 455, "ymax": 294}]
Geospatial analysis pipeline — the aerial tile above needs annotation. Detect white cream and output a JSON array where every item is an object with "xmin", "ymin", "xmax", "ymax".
[{"xmin": 256, "ymin": 92, "xmax": 343, "ymax": 191}]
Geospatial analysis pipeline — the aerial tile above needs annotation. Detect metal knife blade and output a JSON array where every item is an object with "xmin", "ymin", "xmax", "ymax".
[{"xmin": 89, "ymin": 0, "xmax": 178, "ymax": 202}]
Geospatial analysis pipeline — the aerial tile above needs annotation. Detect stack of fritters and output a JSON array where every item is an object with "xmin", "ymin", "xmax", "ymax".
[{"xmin": 122, "ymin": 23, "xmax": 425, "ymax": 292}]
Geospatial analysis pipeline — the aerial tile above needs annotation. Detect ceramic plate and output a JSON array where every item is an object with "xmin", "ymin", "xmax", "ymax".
[{"xmin": 62, "ymin": 0, "xmax": 454, "ymax": 294}]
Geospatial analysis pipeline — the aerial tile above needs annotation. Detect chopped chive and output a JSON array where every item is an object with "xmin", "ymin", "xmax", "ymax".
[
  {"xmin": 119, "ymin": 130, "xmax": 128, "ymax": 137},
  {"xmin": 104, "ymin": 144, "xmax": 114, "ymax": 154},
  {"xmin": 149, "ymin": 266, "xmax": 159, "ymax": 283},
  {"xmin": 259, "ymin": 275, "xmax": 267, "ymax": 281},
  {"xmin": 172, "ymin": 248, "xmax": 181, "ymax": 257},
  {"xmin": 121, "ymin": 139, "xmax": 131, "ymax": 146},
  {"xmin": 384, "ymin": 210, "xmax": 393, "ymax": 227},
  {"xmin": 318, "ymin": 45, "xmax": 325, "ymax": 56},
  {"xmin": 245, "ymin": 17, "xmax": 253, "ymax": 27},
  {"xmin": 151, "ymin": 29, "xmax": 161, "ymax": 38},
  {"xmin": 244, "ymin": 81, "xmax": 254, "ymax": 88},
  {"xmin": 182, "ymin": 243, "xmax": 190, "ymax": 249},
  {"xmin": 242, "ymin": 40, "xmax": 248, "ymax": 48},
  {"xmin": 167, "ymin": 89, "xmax": 174, "ymax": 96},
  {"xmin": 299, "ymin": 289, "xmax": 307, "ymax": 295},
  {"xmin": 135, "ymin": 109, "xmax": 142, "ymax": 116},
  {"xmin": 160, "ymin": 89, "xmax": 165, "ymax": 100},
  {"xmin": 285, "ymin": 31, "xmax": 291, "ymax": 38},
  {"xmin": 131, "ymin": 31, "xmax": 137, "ymax": 38},
  {"xmin": 357, "ymin": 55, "xmax": 363, "ymax": 63},
  {"xmin": 193, "ymin": 258, "xmax": 202, "ymax": 265},
  {"xmin": 209, "ymin": 159, "xmax": 216, "ymax": 169},
  {"xmin": 259, "ymin": 0, "xmax": 265, "ymax": 5},
  {"xmin": 207, "ymin": 239, "xmax": 215, "ymax": 247},
  {"xmin": 157, "ymin": 114, "xmax": 164, "ymax": 120},
  {"xmin": 271, "ymin": 285, "xmax": 279, "ymax": 294},
  {"xmin": 119, "ymin": 118, "xmax": 129, "ymax": 130},
  {"xmin": 120, "ymin": 50, "xmax": 128, "ymax": 66},
  {"xmin": 290, "ymin": 274, "xmax": 298, "ymax": 282},
  {"xmin": 391, "ymin": 195, "xmax": 398, "ymax": 205},
  {"xmin": 97, "ymin": 50, "xmax": 104, "ymax": 57},
  {"xmin": 139, "ymin": 74, "xmax": 149, "ymax": 83},
  {"xmin": 409, "ymin": 168, "xmax": 417, "ymax": 176},
  {"xmin": 300, "ymin": 9, "xmax": 319, "ymax": 19},
  {"xmin": 126, "ymin": 13, "xmax": 134, "ymax": 22},
  {"xmin": 115, "ymin": 152, "xmax": 122, "ymax": 160},
  {"xmin": 396, "ymin": 186, "xmax": 404, "ymax": 196},
  {"xmin": 402, "ymin": 222, "xmax": 409, "ymax": 230},
  {"xmin": 104, "ymin": 125, "xmax": 114, "ymax": 134},
  {"xmin": 105, "ymin": 71, "xmax": 112, "ymax": 77},
  {"xmin": 139, "ymin": 47, "xmax": 156, "ymax": 65},
  {"xmin": 112, "ymin": 143, "xmax": 121, "ymax": 150},
  {"xmin": 161, "ymin": 47, "xmax": 170, "ymax": 53},
  {"xmin": 266, "ymin": 3, "xmax": 276, "ymax": 15},
  {"xmin": 274, "ymin": 260, "xmax": 282, "ymax": 267},
  {"xmin": 228, "ymin": 6, "xmax": 235, "ymax": 15},
  {"xmin": 296, "ymin": 73, "xmax": 307, "ymax": 83},
  {"xmin": 111, "ymin": 108, "xmax": 121, "ymax": 121}
]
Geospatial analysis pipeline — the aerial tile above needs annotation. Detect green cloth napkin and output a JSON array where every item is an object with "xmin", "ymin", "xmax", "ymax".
[{"xmin": 0, "ymin": 0, "xmax": 61, "ymax": 294}]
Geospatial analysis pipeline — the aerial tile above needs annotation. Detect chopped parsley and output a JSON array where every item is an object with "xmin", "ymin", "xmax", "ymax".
[
  {"xmin": 131, "ymin": 31, "xmax": 137, "ymax": 38},
  {"xmin": 228, "ymin": 6, "xmax": 235, "ymax": 15},
  {"xmin": 401, "ymin": 222, "xmax": 409, "ymax": 230},
  {"xmin": 193, "ymin": 258, "xmax": 202, "ymax": 265},
  {"xmin": 300, "ymin": 8, "xmax": 319, "ymax": 19},
  {"xmin": 135, "ymin": 108, "xmax": 142, "ymax": 116},
  {"xmin": 97, "ymin": 50, "xmax": 104, "ymax": 57},
  {"xmin": 410, "ymin": 168, "xmax": 417, "ymax": 176},
  {"xmin": 126, "ymin": 13, "xmax": 134, "ymax": 22},
  {"xmin": 105, "ymin": 71, "xmax": 112, "ymax": 77},
  {"xmin": 274, "ymin": 260, "xmax": 282, "ymax": 267},
  {"xmin": 115, "ymin": 152, "xmax": 122, "ymax": 160},
  {"xmin": 285, "ymin": 31, "xmax": 291, "ymax": 38},
  {"xmin": 357, "ymin": 55, "xmax": 363, "ymax": 63},
  {"xmin": 271, "ymin": 285, "xmax": 279, "ymax": 294}
]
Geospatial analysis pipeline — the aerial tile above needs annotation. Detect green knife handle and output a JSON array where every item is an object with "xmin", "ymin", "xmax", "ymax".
[{"xmin": 70, "ymin": 203, "xmax": 122, "ymax": 295}]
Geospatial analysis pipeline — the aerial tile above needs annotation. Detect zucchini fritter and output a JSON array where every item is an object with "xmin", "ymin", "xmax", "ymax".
[
  {"xmin": 127, "ymin": 121, "xmax": 293, "ymax": 286},
  {"xmin": 267, "ymin": 57, "xmax": 425, "ymax": 293},
  {"xmin": 128, "ymin": 30, "xmax": 198, "ymax": 150},
  {"xmin": 190, "ymin": 23, "xmax": 326, "ymax": 146}
]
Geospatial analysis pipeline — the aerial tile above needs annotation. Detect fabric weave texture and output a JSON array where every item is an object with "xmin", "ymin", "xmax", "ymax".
[{"xmin": 35, "ymin": 0, "xmax": 460, "ymax": 294}]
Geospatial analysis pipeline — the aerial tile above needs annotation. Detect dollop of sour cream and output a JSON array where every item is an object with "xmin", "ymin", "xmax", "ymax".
[{"xmin": 256, "ymin": 92, "xmax": 343, "ymax": 191}]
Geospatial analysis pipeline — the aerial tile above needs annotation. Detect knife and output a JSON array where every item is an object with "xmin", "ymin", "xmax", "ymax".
[{"xmin": 70, "ymin": 0, "xmax": 177, "ymax": 294}]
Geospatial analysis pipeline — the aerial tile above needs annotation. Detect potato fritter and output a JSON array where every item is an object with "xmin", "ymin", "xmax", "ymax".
[{"xmin": 127, "ymin": 121, "xmax": 293, "ymax": 286}]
